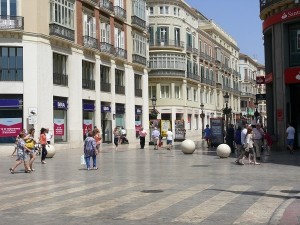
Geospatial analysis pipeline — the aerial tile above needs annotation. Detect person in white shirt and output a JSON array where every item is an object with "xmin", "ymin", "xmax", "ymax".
[
  {"xmin": 151, "ymin": 127, "xmax": 160, "ymax": 150},
  {"xmin": 252, "ymin": 123, "xmax": 265, "ymax": 160},
  {"xmin": 46, "ymin": 128, "xmax": 53, "ymax": 144},
  {"xmin": 236, "ymin": 121, "xmax": 248, "ymax": 165},
  {"xmin": 286, "ymin": 122, "xmax": 295, "ymax": 154},
  {"xmin": 166, "ymin": 128, "xmax": 173, "ymax": 150}
]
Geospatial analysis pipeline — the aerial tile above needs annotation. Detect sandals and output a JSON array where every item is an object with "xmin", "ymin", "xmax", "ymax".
[
  {"xmin": 9, "ymin": 168, "xmax": 14, "ymax": 174},
  {"xmin": 25, "ymin": 169, "xmax": 31, "ymax": 173}
]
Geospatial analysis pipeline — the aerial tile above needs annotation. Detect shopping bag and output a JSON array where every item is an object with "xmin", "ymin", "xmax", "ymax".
[{"xmin": 80, "ymin": 155, "xmax": 86, "ymax": 165}]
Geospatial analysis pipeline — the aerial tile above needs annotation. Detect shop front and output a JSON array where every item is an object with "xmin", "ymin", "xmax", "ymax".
[
  {"xmin": 101, "ymin": 103, "xmax": 112, "ymax": 143},
  {"xmin": 53, "ymin": 98, "xmax": 68, "ymax": 142},
  {"xmin": 115, "ymin": 103, "xmax": 125, "ymax": 127},
  {"xmin": 83, "ymin": 100, "xmax": 95, "ymax": 139},
  {"xmin": 135, "ymin": 107, "xmax": 142, "ymax": 138},
  {"xmin": 0, "ymin": 96, "xmax": 23, "ymax": 143}
]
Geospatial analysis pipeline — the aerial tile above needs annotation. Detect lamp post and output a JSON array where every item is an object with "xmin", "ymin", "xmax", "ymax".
[
  {"xmin": 200, "ymin": 103, "xmax": 205, "ymax": 138},
  {"xmin": 254, "ymin": 101, "xmax": 260, "ymax": 122},
  {"xmin": 223, "ymin": 92, "xmax": 232, "ymax": 129},
  {"xmin": 150, "ymin": 95, "xmax": 157, "ymax": 118}
]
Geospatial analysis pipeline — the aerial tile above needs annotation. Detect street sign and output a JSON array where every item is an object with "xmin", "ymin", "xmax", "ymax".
[
  {"xmin": 256, "ymin": 94, "xmax": 266, "ymax": 101},
  {"xmin": 28, "ymin": 115, "xmax": 37, "ymax": 125}
]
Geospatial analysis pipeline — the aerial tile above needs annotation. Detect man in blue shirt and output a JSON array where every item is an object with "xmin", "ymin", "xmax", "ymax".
[{"xmin": 203, "ymin": 124, "xmax": 212, "ymax": 148}]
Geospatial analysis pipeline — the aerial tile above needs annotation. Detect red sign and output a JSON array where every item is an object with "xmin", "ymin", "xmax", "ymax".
[
  {"xmin": 285, "ymin": 67, "xmax": 300, "ymax": 84},
  {"xmin": 54, "ymin": 119, "xmax": 65, "ymax": 136},
  {"xmin": 83, "ymin": 120, "xmax": 93, "ymax": 135},
  {"xmin": 277, "ymin": 109, "xmax": 283, "ymax": 121},
  {"xmin": 256, "ymin": 76, "xmax": 265, "ymax": 84},
  {"xmin": 265, "ymin": 72, "xmax": 273, "ymax": 84},
  {"xmin": 263, "ymin": 7, "xmax": 300, "ymax": 31},
  {"xmin": 0, "ymin": 118, "xmax": 22, "ymax": 137}
]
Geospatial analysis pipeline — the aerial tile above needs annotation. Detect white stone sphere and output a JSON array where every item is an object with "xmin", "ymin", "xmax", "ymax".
[
  {"xmin": 181, "ymin": 139, "xmax": 196, "ymax": 154},
  {"xmin": 45, "ymin": 144, "xmax": 56, "ymax": 158},
  {"xmin": 216, "ymin": 144, "xmax": 231, "ymax": 158}
]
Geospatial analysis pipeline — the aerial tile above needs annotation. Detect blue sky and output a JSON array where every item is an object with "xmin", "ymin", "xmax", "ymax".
[{"xmin": 186, "ymin": 0, "xmax": 265, "ymax": 65}]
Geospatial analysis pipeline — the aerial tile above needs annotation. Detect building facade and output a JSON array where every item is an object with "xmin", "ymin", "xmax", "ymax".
[
  {"xmin": 260, "ymin": 0, "xmax": 300, "ymax": 149},
  {"xmin": 0, "ymin": 0, "xmax": 149, "ymax": 149},
  {"xmin": 146, "ymin": 0, "xmax": 242, "ymax": 139}
]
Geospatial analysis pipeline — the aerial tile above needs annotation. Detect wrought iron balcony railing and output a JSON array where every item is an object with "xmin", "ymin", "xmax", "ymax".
[
  {"xmin": 99, "ymin": 42, "xmax": 115, "ymax": 55},
  {"xmin": 83, "ymin": 36, "xmax": 98, "ymax": 49},
  {"xmin": 99, "ymin": 0, "xmax": 114, "ymax": 13},
  {"xmin": 131, "ymin": 16, "xmax": 146, "ymax": 30},
  {"xmin": 132, "ymin": 54, "xmax": 147, "ymax": 66},
  {"xmin": 115, "ymin": 47, "xmax": 127, "ymax": 59},
  {"xmin": 0, "ymin": 69, "xmax": 22, "ymax": 81},
  {"xmin": 114, "ymin": 6, "xmax": 126, "ymax": 20},
  {"xmin": 101, "ymin": 82, "xmax": 111, "ymax": 92},
  {"xmin": 260, "ymin": 0, "xmax": 284, "ymax": 12},
  {"xmin": 187, "ymin": 72, "xmax": 200, "ymax": 81},
  {"xmin": 115, "ymin": 85, "xmax": 125, "ymax": 94},
  {"xmin": 148, "ymin": 69, "xmax": 185, "ymax": 77},
  {"xmin": 49, "ymin": 24, "xmax": 75, "ymax": 42},
  {"xmin": 0, "ymin": 15, "xmax": 24, "ymax": 30},
  {"xmin": 201, "ymin": 78, "xmax": 215, "ymax": 86},
  {"xmin": 53, "ymin": 73, "xmax": 68, "ymax": 86},
  {"xmin": 82, "ymin": 79, "xmax": 95, "ymax": 90},
  {"xmin": 149, "ymin": 39, "xmax": 184, "ymax": 48}
]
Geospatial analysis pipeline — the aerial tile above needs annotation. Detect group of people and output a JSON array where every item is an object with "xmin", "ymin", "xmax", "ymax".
[
  {"xmin": 112, "ymin": 126, "xmax": 129, "ymax": 150},
  {"xmin": 9, "ymin": 127, "xmax": 52, "ymax": 174},
  {"xmin": 83, "ymin": 127, "xmax": 101, "ymax": 170},
  {"xmin": 140, "ymin": 127, "xmax": 173, "ymax": 151}
]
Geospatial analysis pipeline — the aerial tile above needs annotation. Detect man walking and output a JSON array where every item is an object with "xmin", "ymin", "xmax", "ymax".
[
  {"xmin": 151, "ymin": 127, "xmax": 160, "ymax": 150},
  {"xmin": 139, "ymin": 127, "xmax": 147, "ymax": 149},
  {"xmin": 252, "ymin": 123, "xmax": 265, "ymax": 160},
  {"xmin": 286, "ymin": 122, "xmax": 295, "ymax": 154}
]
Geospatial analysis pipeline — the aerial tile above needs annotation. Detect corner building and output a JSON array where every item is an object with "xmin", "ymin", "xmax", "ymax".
[
  {"xmin": 260, "ymin": 0, "xmax": 300, "ymax": 149},
  {"xmin": 0, "ymin": 0, "xmax": 149, "ymax": 149}
]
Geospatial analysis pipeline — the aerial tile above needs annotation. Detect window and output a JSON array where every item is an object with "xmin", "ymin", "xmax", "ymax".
[
  {"xmin": 186, "ymin": 87, "xmax": 191, "ymax": 100},
  {"xmin": 0, "ymin": 0, "xmax": 17, "ymax": 16},
  {"xmin": 82, "ymin": 61, "xmax": 94, "ymax": 80},
  {"xmin": 175, "ymin": 85, "xmax": 180, "ymax": 99},
  {"xmin": 159, "ymin": 6, "xmax": 168, "ymax": 14},
  {"xmin": 159, "ymin": 6, "xmax": 163, "ymax": 14},
  {"xmin": 133, "ymin": 33, "xmax": 146, "ymax": 57},
  {"xmin": 186, "ymin": 33, "xmax": 192, "ymax": 48},
  {"xmin": 134, "ymin": 74, "xmax": 142, "ymax": 89},
  {"xmin": 100, "ymin": 22, "xmax": 110, "ymax": 43},
  {"xmin": 83, "ymin": 14, "xmax": 95, "ymax": 37},
  {"xmin": 114, "ymin": 27, "xmax": 124, "ymax": 49},
  {"xmin": 161, "ymin": 85, "xmax": 170, "ymax": 98},
  {"xmin": 194, "ymin": 89, "xmax": 197, "ymax": 101},
  {"xmin": 115, "ymin": 69, "xmax": 124, "ymax": 86},
  {"xmin": 149, "ymin": 53, "xmax": 185, "ymax": 70},
  {"xmin": 0, "ymin": 47, "xmax": 23, "ymax": 81},
  {"xmin": 100, "ymin": 65, "xmax": 110, "ymax": 83},
  {"xmin": 174, "ymin": 28, "xmax": 180, "ymax": 46},
  {"xmin": 53, "ymin": 53, "xmax": 66, "ymax": 75},
  {"xmin": 50, "ymin": 0, "xmax": 74, "ymax": 29},
  {"xmin": 149, "ymin": 85, "xmax": 156, "ymax": 98},
  {"xmin": 149, "ymin": 6, "xmax": 153, "ymax": 15},
  {"xmin": 115, "ymin": 0, "xmax": 123, "ymax": 7},
  {"xmin": 158, "ymin": 27, "xmax": 168, "ymax": 42},
  {"xmin": 132, "ymin": 0, "xmax": 146, "ymax": 20}
]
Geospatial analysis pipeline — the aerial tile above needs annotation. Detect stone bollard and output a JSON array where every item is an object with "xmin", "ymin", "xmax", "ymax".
[
  {"xmin": 181, "ymin": 139, "xmax": 196, "ymax": 154},
  {"xmin": 46, "ymin": 144, "xmax": 56, "ymax": 158},
  {"xmin": 216, "ymin": 144, "xmax": 231, "ymax": 158}
]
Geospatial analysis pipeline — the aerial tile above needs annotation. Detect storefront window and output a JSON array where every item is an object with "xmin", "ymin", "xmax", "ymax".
[{"xmin": 53, "ymin": 99, "xmax": 68, "ymax": 142}]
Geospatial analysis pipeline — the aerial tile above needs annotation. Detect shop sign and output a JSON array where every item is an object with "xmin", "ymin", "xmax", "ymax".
[
  {"xmin": 0, "ymin": 118, "xmax": 22, "ymax": 137},
  {"xmin": 101, "ymin": 105, "xmax": 111, "ymax": 113},
  {"xmin": 54, "ymin": 101, "xmax": 68, "ymax": 110},
  {"xmin": 277, "ymin": 109, "xmax": 283, "ymax": 121},
  {"xmin": 83, "ymin": 119, "xmax": 93, "ymax": 135},
  {"xmin": 0, "ymin": 99, "xmax": 21, "ymax": 108},
  {"xmin": 256, "ymin": 76, "xmax": 265, "ymax": 84},
  {"xmin": 265, "ymin": 72, "xmax": 273, "ymax": 83},
  {"xmin": 83, "ymin": 103, "xmax": 95, "ymax": 111},
  {"xmin": 285, "ymin": 67, "xmax": 300, "ymax": 84},
  {"xmin": 256, "ymin": 94, "xmax": 266, "ymax": 101},
  {"xmin": 135, "ymin": 108, "xmax": 142, "ymax": 115},
  {"xmin": 54, "ymin": 118, "xmax": 65, "ymax": 136}
]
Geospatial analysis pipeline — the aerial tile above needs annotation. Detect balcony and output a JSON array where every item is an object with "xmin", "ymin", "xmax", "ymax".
[
  {"xmin": 201, "ymin": 78, "xmax": 215, "ymax": 86},
  {"xmin": 187, "ymin": 72, "xmax": 200, "ymax": 81},
  {"xmin": 192, "ymin": 48, "xmax": 198, "ymax": 55},
  {"xmin": 115, "ymin": 85, "xmax": 125, "ymax": 94},
  {"xmin": 88, "ymin": 0, "xmax": 99, "ymax": 5},
  {"xmin": 49, "ymin": 24, "xmax": 74, "ymax": 42},
  {"xmin": 82, "ymin": 79, "xmax": 95, "ymax": 90},
  {"xmin": 83, "ymin": 36, "xmax": 98, "ymax": 49},
  {"xmin": 101, "ymin": 82, "xmax": 111, "ymax": 92},
  {"xmin": 114, "ymin": 6, "xmax": 126, "ymax": 20},
  {"xmin": 135, "ymin": 89, "xmax": 142, "ymax": 97},
  {"xmin": 99, "ymin": 42, "xmax": 115, "ymax": 55},
  {"xmin": 115, "ymin": 47, "xmax": 127, "ymax": 59},
  {"xmin": 131, "ymin": 16, "xmax": 146, "ymax": 30},
  {"xmin": 149, "ymin": 69, "xmax": 185, "ymax": 77},
  {"xmin": 53, "ymin": 73, "xmax": 68, "ymax": 86},
  {"xmin": 99, "ymin": 0, "xmax": 114, "ymax": 13},
  {"xmin": 149, "ymin": 39, "xmax": 184, "ymax": 49},
  {"xmin": 259, "ymin": 0, "xmax": 284, "ymax": 12},
  {"xmin": 0, "ymin": 70, "xmax": 22, "ymax": 81},
  {"xmin": 0, "ymin": 15, "xmax": 24, "ymax": 30},
  {"xmin": 186, "ymin": 46, "xmax": 192, "ymax": 53},
  {"xmin": 132, "ymin": 54, "xmax": 146, "ymax": 66}
]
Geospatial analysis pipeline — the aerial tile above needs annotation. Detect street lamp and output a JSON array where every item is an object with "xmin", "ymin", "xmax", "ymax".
[
  {"xmin": 150, "ymin": 95, "xmax": 157, "ymax": 118},
  {"xmin": 200, "ymin": 103, "xmax": 205, "ymax": 138},
  {"xmin": 254, "ymin": 101, "xmax": 260, "ymax": 122},
  {"xmin": 223, "ymin": 92, "xmax": 232, "ymax": 129}
]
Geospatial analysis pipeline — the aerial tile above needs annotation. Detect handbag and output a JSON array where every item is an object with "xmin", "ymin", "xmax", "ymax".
[{"xmin": 25, "ymin": 139, "xmax": 35, "ymax": 149}]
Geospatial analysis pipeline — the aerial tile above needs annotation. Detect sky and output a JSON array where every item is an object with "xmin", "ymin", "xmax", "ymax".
[{"xmin": 185, "ymin": 0, "xmax": 265, "ymax": 65}]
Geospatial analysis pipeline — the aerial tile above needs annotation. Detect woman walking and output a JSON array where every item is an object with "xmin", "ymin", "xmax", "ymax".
[
  {"xmin": 24, "ymin": 128, "xmax": 37, "ymax": 171},
  {"xmin": 84, "ymin": 131, "xmax": 97, "ymax": 170},
  {"xmin": 139, "ymin": 127, "xmax": 147, "ymax": 149},
  {"xmin": 240, "ymin": 126, "xmax": 260, "ymax": 165},
  {"xmin": 93, "ymin": 128, "xmax": 102, "ymax": 153},
  {"xmin": 9, "ymin": 132, "xmax": 32, "ymax": 173},
  {"xmin": 113, "ymin": 127, "xmax": 121, "ymax": 150},
  {"xmin": 39, "ymin": 128, "xmax": 48, "ymax": 164}
]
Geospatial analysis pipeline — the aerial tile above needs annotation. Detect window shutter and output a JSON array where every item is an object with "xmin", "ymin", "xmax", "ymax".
[
  {"xmin": 83, "ymin": 14, "xmax": 87, "ymax": 36},
  {"xmin": 114, "ymin": 28, "xmax": 118, "ymax": 47},
  {"xmin": 92, "ymin": 17, "xmax": 96, "ymax": 38}
]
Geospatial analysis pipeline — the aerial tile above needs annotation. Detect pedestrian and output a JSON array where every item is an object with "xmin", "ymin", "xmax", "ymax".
[
  {"xmin": 139, "ymin": 127, "xmax": 147, "ymax": 149},
  {"xmin": 9, "ymin": 132, "xmax": 32, "ymax": 174},
  {"xmin": 263, "ymin": 128, "xmax": 272, "ymax": 156},
  {"xmin": 252, "ymin": 123, "xmax": 265, "ymax": 160},
  {"xmin": 120, "ymin": 127, "xmax": 127, "ymax": 144},
  {"xmin": 46, "ymin": 128, "xmax": 53, "ymax": 144},
  {"xmin": 244, "ymin": 126, "xmax": 260, "ymax": 165},
  {"xmin": 24, "ymin": 128, "xmax": 37, "ymax": 171},
  {"xmin": 236, "ymin": 122, "xmax": 248, "ymax": 165},
  {"xmin": 286, "ymin": 122, "xmax": 295, "ymax": 154},
  {"xmin": 166, "ymin": 128, "xmax": 173, "ymax": 150},
  {"xmin": 151, "ymin": 127, "xmax": 160, "ymax": 150},
  {"xmin": 113, "ymin": 127, "xmax": 121, "ymax": 150},
  {"xmin": 93, "ymin": 128, "xmax": 102, "ymax": 153},
  {"xmin": 84, "ymin": 131, "xmax": 97, "ymax": 170},
  {"xmin": 11, "ymin": 129, "xmax": 26, "ymax": 157},
  {"xmin": 203, "ymin": 124, "xmax": 212, "ymax": 148},
  {"xmin": 226, "ymin": 124, "xmax": 235, "ymax": 153},
  {"xmin": 234, "ymin": 126, "xmax": 242, "ymax": 158},
  {"xmin": 39, "ymin": 128, "xmax": 48, "ymax": 164}
]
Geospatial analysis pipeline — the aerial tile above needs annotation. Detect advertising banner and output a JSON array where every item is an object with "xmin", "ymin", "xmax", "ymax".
[
  {"xmin": 0, "ymin": 118, "xmax": 22, "ymax": 137},
  {"xmin": 161, "ymin": 120, "xmax": 171, "ymax": 137},
  {"xmin": 210, "ymin": 118, "xmax": 224, "ymax": 146},
  {"xmin": 175, "ymin": 120, "xmax": 185, "ymax": 140},
  {"xmin": 54, "ymin": 118, "xmax": 65, "ymax": 136},
  {"xmin": 83, "ymin": 119, "xmax": 93, "ymax": 135}
]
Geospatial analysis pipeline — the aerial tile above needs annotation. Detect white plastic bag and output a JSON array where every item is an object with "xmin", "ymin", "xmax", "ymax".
[{"xmin": 80, "ymin": 155, "xmax": 86, "ymax": 165}]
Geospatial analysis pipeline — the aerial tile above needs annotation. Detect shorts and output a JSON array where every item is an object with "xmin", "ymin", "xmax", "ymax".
[
  {"xmin": 287, "ymin": 139, "xmax": 294, "ymax": 146},
  {"xmin": 167, "ymin": 140, "xmax": 172, "ymax": 145}
]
